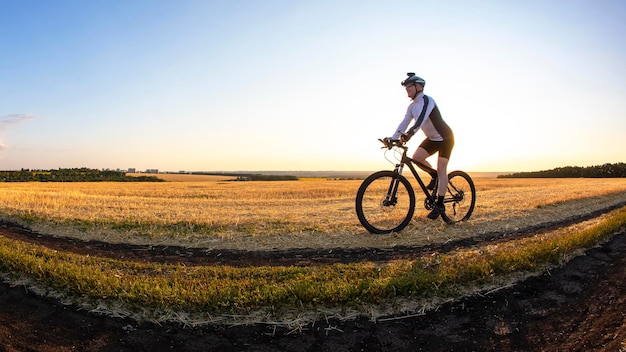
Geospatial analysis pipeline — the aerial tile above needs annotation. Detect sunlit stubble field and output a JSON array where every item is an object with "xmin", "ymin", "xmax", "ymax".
[{"xmin": 0, "ymin": 178, "xmax": 625, "ymax": 251}]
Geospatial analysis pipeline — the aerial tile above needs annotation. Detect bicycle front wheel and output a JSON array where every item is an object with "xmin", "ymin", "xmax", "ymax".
[
  {"xmin": 440, "ymin": 170, "xmax": 476, "ymax": 224},
  {"xmin": 355, "ymin": 171, "xmax": 416, "ymax": 234}
]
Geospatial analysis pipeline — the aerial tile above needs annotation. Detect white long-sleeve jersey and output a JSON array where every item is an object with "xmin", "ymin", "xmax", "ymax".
[{"xmin": 391, "ymin": 93, "xmax": 453, "ymax": 142}]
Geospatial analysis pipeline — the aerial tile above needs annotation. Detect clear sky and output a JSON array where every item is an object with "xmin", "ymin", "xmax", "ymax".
[{"xmin": 1, "ymin": 0, "xmax": 625, "ymax": 172}]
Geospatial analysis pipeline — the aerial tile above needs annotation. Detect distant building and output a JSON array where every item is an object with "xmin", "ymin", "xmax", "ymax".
[
  {"xmin": 146, "ymin": 169, "xmax": 159, "ymax": 174},
  {"xmin": 127, "ymin": 168, "xmax": 136, "ymax": 173}
]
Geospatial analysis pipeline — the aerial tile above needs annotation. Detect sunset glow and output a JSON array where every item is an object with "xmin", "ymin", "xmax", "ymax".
[{"xmin": 1, "ymin": 1, "xmax": 624, "ymax": 173}]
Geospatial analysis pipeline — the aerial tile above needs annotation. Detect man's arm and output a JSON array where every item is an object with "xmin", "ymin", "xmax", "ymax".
[{"xmin": 390, "ymin": 108, "xmax": 413, "ymax": 140}]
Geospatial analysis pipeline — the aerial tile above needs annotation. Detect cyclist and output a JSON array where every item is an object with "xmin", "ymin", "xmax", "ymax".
[{"xmin": 386, "ymin": 72, "xmax": 454, "ymax": 220}]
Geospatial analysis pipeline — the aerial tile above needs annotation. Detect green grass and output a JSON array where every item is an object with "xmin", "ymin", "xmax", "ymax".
[{"xmin": 1, "ymin": 206, "xmax": 625, "ymax": 321}]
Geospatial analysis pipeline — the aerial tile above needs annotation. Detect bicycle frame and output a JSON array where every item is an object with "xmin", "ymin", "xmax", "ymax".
[
  {"xmin": 390, "ymin": 145, "xmax": 438, "ymax": 201},
  {"xmin": 356, "ymin": 138, "xmax": 476, "ymax": 232}
]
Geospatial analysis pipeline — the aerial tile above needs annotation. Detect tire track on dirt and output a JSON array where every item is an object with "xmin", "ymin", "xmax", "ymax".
[
  {"xmin": 1, "ymin": 201, "xmax": 624, "ymax": 267},
  {"xmin": 1, "ymin": 224, "xmax": 625, "ymax": 351}
]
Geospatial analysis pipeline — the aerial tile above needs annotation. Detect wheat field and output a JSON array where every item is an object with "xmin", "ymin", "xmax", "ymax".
[{"xmin": 0, "ymin": 177, "xmax": 625, "ymax": 250}]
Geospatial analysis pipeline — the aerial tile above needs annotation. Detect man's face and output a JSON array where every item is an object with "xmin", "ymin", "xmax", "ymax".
[{"xmin": 405, "ymin": 84, "xmax": 417, "ymax": 98}]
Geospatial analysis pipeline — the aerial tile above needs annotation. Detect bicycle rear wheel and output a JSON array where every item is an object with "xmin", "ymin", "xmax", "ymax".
[
  {"xmin": 355, "ymin": 171, "xmax": 415, "ymax": 234},
  {"xmin": 440, "ymin": 170, "xmax": 476, "ymax": 224}
]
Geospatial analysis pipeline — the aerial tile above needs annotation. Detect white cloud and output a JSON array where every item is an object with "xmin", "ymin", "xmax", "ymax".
[
  {"xmin": 0, "ymin": 114, "xmax": 37, "ymax": 127},
  {"xmin": 0, "ymin": 114, "xmax": 37, "ymax": 152}
]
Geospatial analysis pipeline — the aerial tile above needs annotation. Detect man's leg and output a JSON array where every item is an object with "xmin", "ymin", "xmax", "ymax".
[
  {"xmin": 412, "ymin": 147, "xmax": 438, "ymax": 189},
  {"xmin": 436, "ymin": 157, "xmax": 449, "ymax": 197},
  {"xmin": 412, "ymin": 147, "xmax": 432, "ymax": 169},
  {"xmin": 427, "ymin": 156, "xmax": 449, "ymax": 220}
]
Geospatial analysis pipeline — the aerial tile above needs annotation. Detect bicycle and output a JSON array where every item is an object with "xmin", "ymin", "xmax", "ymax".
[{"xmin": 355, "ymin": 137, "xmax": 476, "ymax": 234}]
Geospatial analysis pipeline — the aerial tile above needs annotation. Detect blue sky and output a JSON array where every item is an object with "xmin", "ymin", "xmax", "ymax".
[{"xmin": 1, "ymin": 0, "xmax": 625, "ymax": 172}]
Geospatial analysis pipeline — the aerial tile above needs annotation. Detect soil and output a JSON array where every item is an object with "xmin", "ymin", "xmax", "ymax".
[{"xmin": 1, "ymin": 211, "xmax": 625, "ymax": 351}]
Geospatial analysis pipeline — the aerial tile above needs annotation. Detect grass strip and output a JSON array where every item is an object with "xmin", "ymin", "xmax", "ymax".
[{"xmin": 0, "ymin": 207, "xmax": 625, "ymax": 317}]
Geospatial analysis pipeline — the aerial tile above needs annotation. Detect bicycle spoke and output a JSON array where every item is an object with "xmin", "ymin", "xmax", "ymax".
[
  {"xmin": 441, "ymin": 171, "xmax": 476, "ymax": 223},
  {"xmin": 356, "ymin": 171, "xmax": 415, "ymax": 234}
]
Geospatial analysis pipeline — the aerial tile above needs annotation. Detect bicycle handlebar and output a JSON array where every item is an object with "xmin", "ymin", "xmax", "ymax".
[
  {"xmin": 379, "ymin": 132, "xmax": 410, "ymax": 149},
  {"xmin": 378, "ymin": 138, "xmax": 401, "ymax": 149}
]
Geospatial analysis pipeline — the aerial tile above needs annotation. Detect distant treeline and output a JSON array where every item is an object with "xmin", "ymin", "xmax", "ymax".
[
  {"xmin": 0, "ymin": 168, "xmax": 163, "ymax": 182},
  {"xmin": 498, "ymin": 163, "xmax": 626, "ymax": 178},
  {"xmin": 188, "ymin": 172, "xmax": 298, "ymax": 181},
  {"xmin": 234, "ymin": 174, "xmax": 298, "ymax": 181}
]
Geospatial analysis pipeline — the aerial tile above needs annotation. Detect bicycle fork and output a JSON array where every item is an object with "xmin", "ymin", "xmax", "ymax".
[{"xmin": 383, "ymin": 164, "xmax": 404, "ymax": 207}]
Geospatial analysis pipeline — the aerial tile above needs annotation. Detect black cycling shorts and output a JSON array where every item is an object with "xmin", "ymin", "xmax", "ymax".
[{"xmin": 419, "ymin": 136, "xmax": 455, "ymax": 159}]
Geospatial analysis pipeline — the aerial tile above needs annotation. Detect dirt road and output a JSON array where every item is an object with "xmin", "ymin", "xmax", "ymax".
[{"xmin": 0, "ymin": 225, "xmax": 625, "ymax": 351}]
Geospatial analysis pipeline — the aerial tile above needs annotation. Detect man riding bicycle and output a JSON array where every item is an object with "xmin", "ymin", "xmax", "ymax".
[{"xmin": 385, "ymin": 73, "xmax": 455, "ymax": 220}]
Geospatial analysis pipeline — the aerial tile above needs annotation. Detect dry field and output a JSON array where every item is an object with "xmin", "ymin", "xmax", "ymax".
[
  {"xmin": 0, "ymin": 177, "xmax": 626, "ymax": 351},
  {"xmin": 0, "ymin": 177, "xmax": 625, "ymax": 251}
]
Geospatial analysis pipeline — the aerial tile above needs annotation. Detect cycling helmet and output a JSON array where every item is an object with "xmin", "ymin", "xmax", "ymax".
[{"xmin": 401, "ymin": 72, "xmax": 426, "ymax": 87}]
